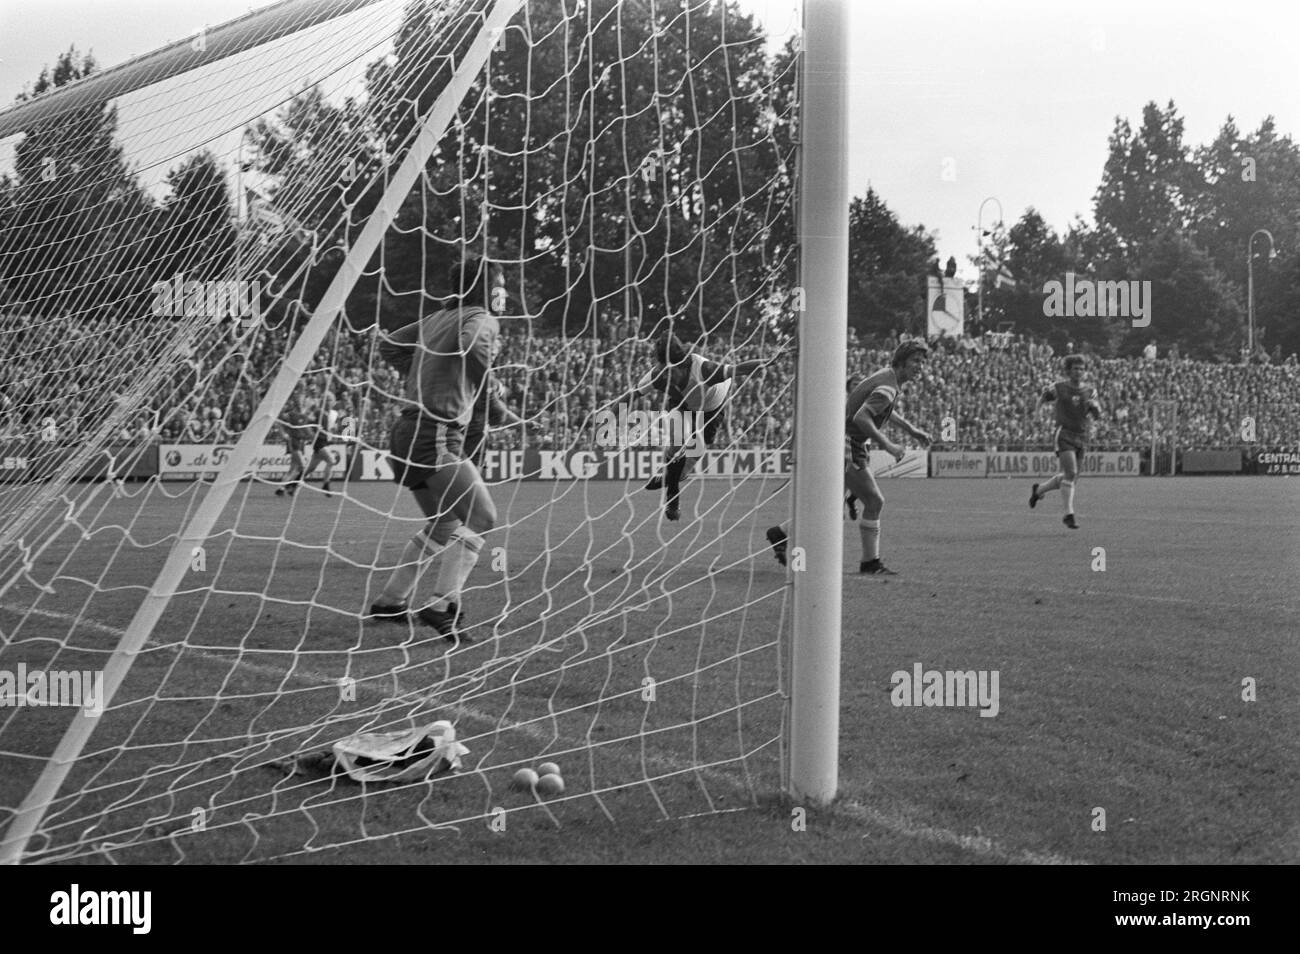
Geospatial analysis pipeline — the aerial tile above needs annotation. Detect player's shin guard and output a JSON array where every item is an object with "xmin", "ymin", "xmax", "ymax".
[
  {"xmin": 430, "ymin": 526, "xmax": 483, "ymax": 612},
  {"xmin": 859, "ymin": 519, "xmax": 880, "ymax": 562},
  {"xmin": 1061, "ymin": 480, "xmax": 1076, "ymax": 515},
  {"xmin": 379, "ymin": 529, "xmax": 444, "ymax": 605}
]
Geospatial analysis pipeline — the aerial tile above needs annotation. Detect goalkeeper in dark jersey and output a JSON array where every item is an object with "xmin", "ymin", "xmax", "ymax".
[{"xmin": 1028, "ymin": 354, "xmax": 1102, "ymax": 529}]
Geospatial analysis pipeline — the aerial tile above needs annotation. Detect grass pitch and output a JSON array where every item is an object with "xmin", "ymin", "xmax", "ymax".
[{"xmin": 1, "ymin": 474, "xmax": 1295, "ymax": 864}]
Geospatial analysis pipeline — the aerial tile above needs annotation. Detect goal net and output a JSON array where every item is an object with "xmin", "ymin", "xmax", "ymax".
[{"xmin": 0, "ymin": 0, "xmax": 803, "ymax": 862}]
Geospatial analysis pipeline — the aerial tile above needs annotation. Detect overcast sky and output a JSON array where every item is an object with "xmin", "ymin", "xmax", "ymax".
[{"xmin": 1, "ymin": 0, "xmax": 1296, "ymax": 279}]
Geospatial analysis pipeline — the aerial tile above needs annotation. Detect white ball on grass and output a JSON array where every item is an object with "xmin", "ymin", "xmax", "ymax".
[
  {"xmin": 536, "ymin": 773, "xmax": 565, "ymax": 796},
  {"xmin": 511, "ymin": 768, "xmax": 539, "ymax": 790},
  {"xmin": 537, "ymin": 762, "xmax": 561, "ymax": 777}
]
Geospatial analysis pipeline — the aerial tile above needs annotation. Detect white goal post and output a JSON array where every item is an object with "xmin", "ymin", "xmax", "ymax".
[{"xmin": 789, "ymin": 0, "xmax": 848, "ymax": 806}]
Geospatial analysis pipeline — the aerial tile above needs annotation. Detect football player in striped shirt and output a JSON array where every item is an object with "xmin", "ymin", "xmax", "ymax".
[
  {"xmin": 639, "ymin": 332, "xmax": 775, "ymax": 521},
  {"xmin": 1028, "ymin": 354, "xmax": 1102, "ymax": 529},
  {"xmin": 767, "ymin": 339, "xmax": 932, "ymax": 575}
]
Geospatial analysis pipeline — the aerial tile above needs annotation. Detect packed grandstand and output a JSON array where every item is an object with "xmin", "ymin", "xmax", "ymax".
[{"xmin": 2, "ymin": 314, "xmax": 1296, "ymax": 459}]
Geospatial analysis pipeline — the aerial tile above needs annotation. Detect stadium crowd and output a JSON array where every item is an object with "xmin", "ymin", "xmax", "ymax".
[{"xmin": 2, "ymin": 312, "xmax": 1298, "ymax": 452}]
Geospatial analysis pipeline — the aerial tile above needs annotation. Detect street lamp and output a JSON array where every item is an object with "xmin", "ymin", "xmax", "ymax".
[
  {"xmin": 1247, "ymin": 228, "xmax": 1277, "ymax": 361},
  {"xmin": 975, "ymin": 197, "xmax": 1003, "ymax": 332}
]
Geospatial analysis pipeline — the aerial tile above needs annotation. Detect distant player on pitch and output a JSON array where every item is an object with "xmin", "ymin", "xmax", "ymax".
[
  {"xmin": 275, "ymin": 401, "xmax": 308, "ymax": 497},
  {"xmin": 767, "ymin": 339, "xmax": 932, "ymax": 575},
  {"xmin": 1028, "ymin": 354, "xmax": 1102, "ymax": 529},
  {"xmin": 278, "ymin": 396, "xmax": 339, "ymax": 496},
  {"xmin": 367, "ymin": 257, "xmax": 504, "ymax": 643}
]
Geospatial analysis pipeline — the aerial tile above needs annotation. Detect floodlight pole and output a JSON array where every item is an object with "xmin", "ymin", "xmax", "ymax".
[
  {"xmin": 1246, "ymin": 228, "xmax": 1275, "ymax": 362},
  {"xmin": 789, "ymin": 0, "xmax": 849, "ymax": 806},
  {"xmin": 976, "ymin": 197, "xmax": 1002, "ymax": 331}
]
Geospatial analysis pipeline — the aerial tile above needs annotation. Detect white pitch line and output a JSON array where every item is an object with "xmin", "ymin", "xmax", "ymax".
[
  {"xmin": 1, "ymin": 601, "xmax": 1085, "ymax": 864},
  {"xmin": 836, "ymin": 800, "xmax": 1086, "ymax": 865}
]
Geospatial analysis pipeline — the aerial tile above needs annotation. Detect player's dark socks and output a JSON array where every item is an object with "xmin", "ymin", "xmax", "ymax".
[
  {"xmin": 859, "ymin": 558, "xmax": 897, "ymax": 575},
  {"xmin": 368, "ymin": 601, "xmax": 410, "ymax": 622},
  {"xmin": 766, "ymin": 526, "xmax": 787, "ymax": 566},
  {"xmin": 644, "ymin": 474, "xmax": 663, "ymax": 492},
  {"xmin": 275, "ymin": 487, "xmax": 285, "ymax": 497},
  {"xmin": 1063, "ymin": 514, "xmax": 1079, "ymax": 529},
  {"xmin": 1029, "ymin": 483, "xmax": 1039, "ymax": 508},
  {"xmin": 664, "ymin": 503, "xmax": 680, "ymax": 521},
  {"xmin": 322, "ymin": 482, "xmax": 333, "ymax": 496},
  {"xmin": 846, "ymin": 495, "xmax": 858, "ymax": 521}
]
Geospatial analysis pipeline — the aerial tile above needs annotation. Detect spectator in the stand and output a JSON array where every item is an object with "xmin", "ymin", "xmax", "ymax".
[{"xmin": 1143, "ymin": 340, "xmax": 1157, "ymax": 362}]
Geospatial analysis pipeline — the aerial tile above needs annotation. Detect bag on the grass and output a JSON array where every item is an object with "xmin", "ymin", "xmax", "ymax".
[{"xmin": 332, "ymin": 720, "xmax": 468, "ymax": 783}]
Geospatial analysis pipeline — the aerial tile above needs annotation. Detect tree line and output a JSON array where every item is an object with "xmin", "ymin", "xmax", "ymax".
[
  {"xmin": 1, "ymin": 0, "xmax": 799, "ymax": 350},
  {"xmin": 851, "ymin": 102, "xmax": 1300, "ymax": 362},
  {"xmin": 2, "ymin": 6, "xmax": 1295, "ymax": 363}
]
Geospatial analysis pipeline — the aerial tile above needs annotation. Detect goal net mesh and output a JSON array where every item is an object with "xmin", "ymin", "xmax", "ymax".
[{"xmin": 0, "ymin": 0, "xmax": 801, "ymax": 862}]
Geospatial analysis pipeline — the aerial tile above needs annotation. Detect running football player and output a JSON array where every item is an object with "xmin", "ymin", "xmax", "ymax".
[
  {"xmin": 767, "ymin": 339, "xmax": 932, "ymax": 574},
  {"xmin": 1028, "ymin": 354, "xmax": 1102, "ymax": 529}
]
